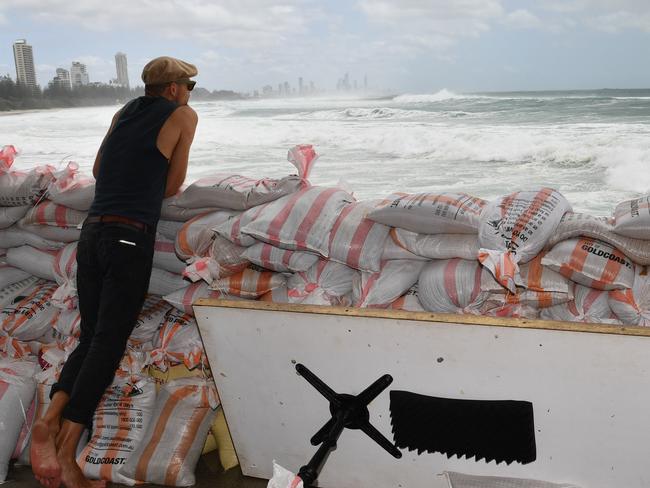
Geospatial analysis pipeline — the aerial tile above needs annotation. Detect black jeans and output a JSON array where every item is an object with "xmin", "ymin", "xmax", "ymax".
[{"xmin": 51, "ymin": 221, "xmax": 155, "ymax": 426}]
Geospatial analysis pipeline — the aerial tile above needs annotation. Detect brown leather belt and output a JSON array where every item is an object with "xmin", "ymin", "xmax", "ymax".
[{"xmin": 85, "ymin": 215, "xmax": 153, "ymax": 234}]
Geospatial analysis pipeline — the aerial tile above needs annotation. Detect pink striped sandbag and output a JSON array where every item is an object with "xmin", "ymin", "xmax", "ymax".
[
  {"xmin": 354, "ymin": 260, "xmax": 426, "ymax": 309},
  {"xmin": 175, "ymin": 145, "xmax": 317, "ymax": 210},
  {"xmin": 541, "ymin": 238, "xmax": 635, "ymax": 291},
  {"xmin": 153, "ymin": 236, "xmax": 187, "ymax": 274},
  {"xmin": 479, "ymin": 188, "xmax": 571, "ymax": 293},
  {"xmin": 388, "ymin": 285, "xmax": 425, "ymax": 312},
  {"xmin": 0, "ymin": 147, "xmax": 54, "ymax": 207},
  {"xmin": 418, "ymin": 259, "xmax": 486, "ymax": 314},
  {"xmin": 368, "ymin": 192, "xmax": 487, "ymax": 234},
  {"xmin": 182, "ymin": 235, "xmax": 248, "ymax": 284},
  {"xmin": 324, "ymin": 201, "xmax": 390, "ymax": 272},
  {"xmin": 242, "ymin": 242, "xmax": 318, "ymax": 273},
  {"xmin": 608, "ymin": 267, "xmax": 650, "ymax": 326},
  {"xmin": 163, "ymin": 282, "xmax": 236, "ymax": 316},
  {"xmin": 20, "ymin": 200, "xmax": 87, "ymax": 228},
  {"xmin": 151, "ymin": 309, "xmax": 205, "ymax": 371},
  {"xmin": 1, "ymin": 280, "xmax": 59, "ymax": 341},
  {"xmin": 213, "ymin": 203, "xmax": 269, "ymax": 247},
  {"xmin": 241, "ymin": 186, "xmax": 355, "ymax": 254},
  {"xmin": 47, "ymin": 162, "xmax": 95, "ymax": 211},
  {"xmin": 540, "ymin": 283, "xmax": 620, "ymax": 324}
]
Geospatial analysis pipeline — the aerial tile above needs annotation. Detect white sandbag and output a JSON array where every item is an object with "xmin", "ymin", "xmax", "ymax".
[
  {"xmin": 182, "ymin": 235, "xmax": 248, "ymax": 284},
  {"xmin": 52, "ymin": 307, "xmax": 81, "ymax": 338},
  {"xmin": 259, "ymin": 285, "xmax": 290, "ymax": 304},
  {"xmin": 613, "ymin": 195, "xmax": 650, "ymax": 239},
  {"xmin": 391, "ymin": 228, "xmax": 480, "ymax": 260},
  {"xmin": 540, "ymin": 283, "xmax": 619, "ymax": 324},
  {"xmin": 209, "ymin": 267, "xmax": 286, "ymax": 299},
  {"xmin": 148, "ymin": 268, "xmax": 187, "ymax": 297},
  {"xmin": 353, "ymin": 260, "xmax": 426, "ymax": 308},
  {"xmin": 0, "ymin": 206, "xmax": 30, "ymax": 229},
  {"xmin": 541, "ymin": 238, "xmax": 635, "ymax": 291},
  {"xmin": 287, "ymin": 260, "xmax": 356, "ymax": 305},
  {"xmin": 0, "ymin": 276, "xmax": 39, "ymax": 309},
  {"xmin": 175, "ymin": 144, "xmax": 317, "ymax": 211},
  {"xmin": 1, "ymin": 280, "xmax": 59, "ymax": 341},
  {"xmin": 6, "ymin": 245, "xmax": 57, "ymax": 281},
  {"xmin": 119, "ymin": 377, "xmax": 218, "ymax": 487},
  {"xmin": 608, "ymin": 267, "xmax": 650, "ymax": 326},
  {"xmin": 47, "ymin": 162, "xmax": 95, "ymax": 211},
  {"xmin": 163, "ymin": 282, "xmax": 236, "ymax": 316},
  {"xmin": 18, "ymin": 221, "xmax": 80, "ymax": 243},
  {"xmin": 418, "ymin": 259, "xmax": 487, "ymax": 314},
  {"xmin": 77, "ymin": 375, "xmax": 157, "ymax": 485},
  {"xmin": 367, "ymin": 192, "xmax": 487, "ymax": 234},
  {"xmin": 0, "ymin": 226, "xmax": 64, "ymax": 250},
  {"xmin": 0, "ymin": 146, "xmax": 54, "ymax": 207},
  {"xmin": 547, "ymin": 212, "xmax": 650, "ymax": 265},
  {"xmin": 153, "ymin": 236, "xmax": 187, "ymax": 274},
  {"xmin": 0, "ymin": 262, "xmax": 31, "ymax": 289},
  {"xmin": 151, "ymin": 309, "xmax": 204, "ymax": 371},
  {"xmin": 388, "ymin": 285, "xmax": 425, "ymax": 312},
  {"xmin": 324, "ymin": 201, "xmax": 390, "ymax": 272},
  {"xmin": 130, "ymin": 296, "xmax": 171, "ymax": 345},
  {"xmin": 52, "ymin": 242, "xmax": 78, "ymax": 309},
  {"xmin": 0, "ymin": 358, "xmax": 37, "ymax": 482},
  {"xmin": 381, "ymin": 232, "xmax": 429, "ymax": 261},
  {"xmin": 156, "ymin": 220, "xmax": 184, "ymax": 241},
  {"xmin": 242, "ymin": 242, "xmax": 318, "ymax": 273},
  {"xmin": 241, "ymin": 186, "xmax": 354, "ymax": 254},
  {"xmin": 478, "ymin": 188, "xmax": 572, "ymax": 292},
  {"xmin": 20, "ymin": 200, "xmax": 87, "ymax": 228},
  {"xmin": 268, "ymin": 462, "xmax": 303, "ymax": 488},
  {"xmin": 174, "ymin": 210, "xmax": 238, "ymax": 262}
]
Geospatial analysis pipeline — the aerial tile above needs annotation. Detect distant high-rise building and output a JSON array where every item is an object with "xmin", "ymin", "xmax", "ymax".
[
  {"xmin": 70, "ymin": 62, "xmax": 89, "ymax": 87},
  {"xmin": 283, "ymin": 81, "xmax": 290, "ymax": 96},
  {"xmin": 364, "ymin": 74, "xmax": 368, "ymax": 91},
  {"xmin": 115, "ymin": 52, "xmax": 129, "ymax": 87},
  {"xmin": 49, "ymin": 68, "xmax": 71, "ymax": 89},
  {"xmin": 298, "ymin": 77, "xmax": 303, "ymax": 95},
  {"xmin": 278, "ymin": 83, "xmax": 283, "ymax": 96},
  {"xmin": 13, "ymin": 39, "xmax": 37, "ymax": 88},
  {"xmin": 309, "ymin": 81, "xmax": 315, "ymax": 94},
  {"xmin": 262, "ymin": 85, "xmax": 273, "ymax": 96}
]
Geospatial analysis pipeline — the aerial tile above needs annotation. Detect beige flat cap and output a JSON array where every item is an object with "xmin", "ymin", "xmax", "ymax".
[{"xmin": 141, "ymin": 56, "xmax": 198, "ymax": 85}]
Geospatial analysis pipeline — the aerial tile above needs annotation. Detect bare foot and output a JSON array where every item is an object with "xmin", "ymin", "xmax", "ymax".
[
  {"xmin": 58, "ymin": 455, "xmax": 106, "ymax": 488},
  {"xmin": 31, "ymin": 420, "xmax": 61, "ymax": 488}
]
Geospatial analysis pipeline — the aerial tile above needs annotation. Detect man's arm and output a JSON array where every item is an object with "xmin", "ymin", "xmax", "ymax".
[
  {"xmin": 92, "ymin": 109, "xmax": 122, "ymax": 178},
  {"xmin": 165, "ymin": 106, "xmax": 198, "ymax": 198}
]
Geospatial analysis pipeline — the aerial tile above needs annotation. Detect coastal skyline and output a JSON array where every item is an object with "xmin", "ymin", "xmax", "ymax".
[{"xmin": 1, "ymin": 1, "xmax": 650, "ymax": 93}]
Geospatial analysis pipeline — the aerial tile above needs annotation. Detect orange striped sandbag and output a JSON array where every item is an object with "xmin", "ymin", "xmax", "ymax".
[
  {"xmin": 1, "ymin": 280, "xmax": 58, "ymax": 341},
  {"xmin": 209, "ymin": 267, "xmax": 286, "ymax": 299},
  {"xmin": 613, "ymin": 195, "xmax": 650, "ymax": 240},
  {"xmin": 540, "ymin": 283, "xmax": 620, "ymax": 324},
  {"xmin": 119, "ymin": 377, "xmax": 218, "ymax": 487},
  {"xmin": 608, "ymin": 267, "xmax": 650, "ymax": 326},
  {"xmin": 78, "ymin": 375, "xmax": 157, "ymax": 485},
  {"xmin": 541, "ymin": 238, "xmax": 635, "ymax": 291},
  {"xmin": 151, "ymin": 309, "xmax": 204, "ymax": 371},
  {"xmin": 478, "ymin": 188, "xmax": 571, "ymax": 293},
  {"xmin": 354, "ymin": 260, "xmax": 426, "ymax": 308},
  {"xmin": 174, "ymin": 210, "xmax": 237, "ymax": 262}
]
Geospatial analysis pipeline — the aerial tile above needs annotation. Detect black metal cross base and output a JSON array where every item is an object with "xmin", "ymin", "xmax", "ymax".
[{"xmin": 295, "ymin": 363, "xmax": 401, "ymax": 487}]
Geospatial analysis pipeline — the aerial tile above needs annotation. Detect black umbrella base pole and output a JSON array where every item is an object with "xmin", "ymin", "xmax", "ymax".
[{"xmin": 295, "ymin": 363, "xmax": 401, "ymax": 487}]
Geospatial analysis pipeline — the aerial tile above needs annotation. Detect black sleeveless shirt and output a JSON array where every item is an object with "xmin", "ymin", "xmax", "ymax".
[{"xmin": 89, "ymin": 96, "xmax": 179, "ymax": 227}]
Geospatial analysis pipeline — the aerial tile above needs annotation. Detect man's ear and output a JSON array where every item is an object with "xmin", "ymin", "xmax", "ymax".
[{"xmin": 169, "ymin": 82, "xmax": 178, "ymax": 97}]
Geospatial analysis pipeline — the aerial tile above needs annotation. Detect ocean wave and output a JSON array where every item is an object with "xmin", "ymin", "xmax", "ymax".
[{"xmin": 392, "ymin": 89, "xmax": 478, "ymax": 103}]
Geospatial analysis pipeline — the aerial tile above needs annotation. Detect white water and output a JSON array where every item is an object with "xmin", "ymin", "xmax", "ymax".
[{"xmin": 2, "ymin": 90, "xmax": 650, "ymax": 215}]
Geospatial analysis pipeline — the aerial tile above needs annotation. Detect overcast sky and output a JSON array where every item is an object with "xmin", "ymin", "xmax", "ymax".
[{"xmin": 1, "ymin": 0, "xmax": 649, "ymax": 93}]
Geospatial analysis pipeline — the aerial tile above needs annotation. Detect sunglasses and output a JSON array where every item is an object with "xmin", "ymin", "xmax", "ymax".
[{"xmin": 175, "ymin": 79, "xmax": 196, "ymax": 91}]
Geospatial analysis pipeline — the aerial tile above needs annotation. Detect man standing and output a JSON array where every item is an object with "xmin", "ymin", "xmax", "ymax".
[{"xmin": 31, "ymin": 56, "xmax": 199, "ymax": 488}]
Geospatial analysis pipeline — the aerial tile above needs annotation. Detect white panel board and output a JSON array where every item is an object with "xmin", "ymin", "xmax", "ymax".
[{"xmin": 194, "ymin": 302, "xmax": 650, "ymax": 488}]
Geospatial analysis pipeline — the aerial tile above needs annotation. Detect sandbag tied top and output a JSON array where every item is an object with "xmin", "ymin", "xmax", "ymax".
[
  {"xmin": 174, "ymin": 209, "xmax": 238, "ymax": 262},
  {"xmin": 287, "ymin": 259, "xmax": 356, "ymax": 306},
  {"xmin": 608, "ymin": 267, "xmax": 650, "ymax": 326},
  {"xmin": 46, "ymin": 162, "xmax": 95, "ymax": 211},
  {"xmin": 418, "ymin": 259, "xmax": 487, "ymax": 314},
  {"xmin": 353, "ymin": 259, "xmax": 427, "ymax": 308},
  {"xmin": 175, "ymin": 144, "xmax": 318, "ymax": 211},
  {"xmin": 613, "ymin": 195, "xmax": 650, "ymax": 240},
  {"xmin": 325, "ymin": 201, "xmax": 391, "ymax": 273},
  {"xmin": 151, "ymin": 308, "xmax": 205, "ymax": 371},
  {"xmin": 478, "ymin": 187, "xmax": 571, "ymax": 293},
  {"xmin": 241, "ymin": 186, "xmax": 355, "ymax": 255},
  {"xmin": 367, "ymin": 192, "xmax": 487, "ymax": 234},
  {"xmin": 542, "ymin": 237, "xmax": 635, "ymax": 291},
  {"xmin": 0, "ymin": 161, "xmax": 55, "ymax": 208}
]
